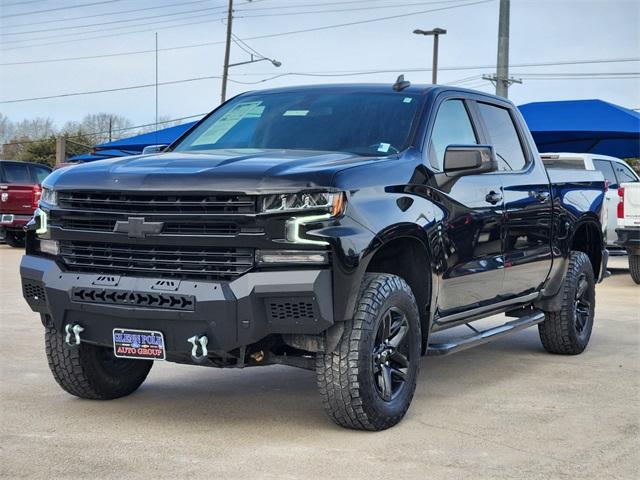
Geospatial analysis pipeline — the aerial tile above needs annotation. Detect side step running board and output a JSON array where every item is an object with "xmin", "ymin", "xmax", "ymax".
[{"xmin": 427, "ymin": 310, "xmax": 545, "ymax": 356}]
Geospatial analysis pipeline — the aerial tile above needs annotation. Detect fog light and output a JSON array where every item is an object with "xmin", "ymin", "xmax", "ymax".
[
  {"xmin": 39, "ymin": 239, "xmax": 59, "ymax": 256},
  {"xmin": 256, "ymin": 250, "xmax": 328, "ymax": 265}
]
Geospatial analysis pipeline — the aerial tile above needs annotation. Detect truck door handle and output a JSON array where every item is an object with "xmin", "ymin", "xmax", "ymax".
[
  {"xmin": 531, "ymin": 190, "xmax": 550, "ymax": 202},
  {"xmin": 485, "ymin": 191, "xmax": 502, "ymax": 205}
]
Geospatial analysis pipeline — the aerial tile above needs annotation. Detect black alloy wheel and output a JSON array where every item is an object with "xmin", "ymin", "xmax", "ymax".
[{"xmin": 372, "ymin": 307, "xmax": 411, "ymax": 402}]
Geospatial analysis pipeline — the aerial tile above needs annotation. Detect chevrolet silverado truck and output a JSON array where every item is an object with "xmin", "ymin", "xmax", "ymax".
[
  {"xmin": 1, "ymin": 160, "xmax": 51, "ymax": 247},
  {"xmin": 20, "ymin": 83, "xmax": 607, "ymax": 431}
]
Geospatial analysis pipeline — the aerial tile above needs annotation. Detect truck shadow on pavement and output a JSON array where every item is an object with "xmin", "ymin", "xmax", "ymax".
[{"xmin": 61, "ymin": 327, "xmax": 549, "ymax": 431}]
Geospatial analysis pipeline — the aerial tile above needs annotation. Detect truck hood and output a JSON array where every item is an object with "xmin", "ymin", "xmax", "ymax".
[{"xmin": 45, "ymin": 149, "xmax": 388, "ymax": 193}]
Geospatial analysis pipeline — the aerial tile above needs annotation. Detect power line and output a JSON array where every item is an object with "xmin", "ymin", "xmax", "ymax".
[
  {"xmin": 0, "ymin": 0, "xmax": 127, "ymax": 18},
  {"xmin": 0, "ymin": 14, "xmax": 229, "ymax": 49},
  {"xmin": 6, "ymin": 63, "xmax": 638, "ymax": 104},
  {"xmin": 1, "ymin": 3, "xmax": 231, "ymax": 37},
  {"xmin": 2, "ymin": 0, "xmax": 459, "ymax": 35},
  {"xmin": 0, "ymin": 76, "xmax": 222, "ymax": 104},
  {"xmin": 1, "ymin": 0, "xmax": 494, "ymax": 51},
  {"xmin": 235, "ymin": 0, "xmax": 469, "ymax": 18},
  {"xmin": 1, "ymin": 0, "xmax": 212, "ymax": 29}
]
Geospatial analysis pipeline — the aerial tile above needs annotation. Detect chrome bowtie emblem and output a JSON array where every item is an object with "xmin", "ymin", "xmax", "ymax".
[{"xmin": 113, "ymin": 217, "xmax": 163, "ymax": 238}]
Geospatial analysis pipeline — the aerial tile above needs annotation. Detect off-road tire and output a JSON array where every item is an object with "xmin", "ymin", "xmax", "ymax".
[
  {"xmin": 45, "ymin": 325, "xmax": 153, "ymax": 399},
  {"xmin": 629, "ymin": 254, "xmax": 640, "ymax": 284},
  {"xmin": 316, "ymin": 273, "xmax": 421, "ymax": 431},
  {"xmin": 539, "ymin": 251, "xmax": 595, "ymax": 355},
  {"xmin": 5, "ymin": 231, "xmax": 25, "ymax": 248}
]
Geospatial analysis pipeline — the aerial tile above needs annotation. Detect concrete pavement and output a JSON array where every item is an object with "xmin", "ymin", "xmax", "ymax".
[{"xmin": 1, "ymin": 245, "xmax": 638, "ymax": 479}]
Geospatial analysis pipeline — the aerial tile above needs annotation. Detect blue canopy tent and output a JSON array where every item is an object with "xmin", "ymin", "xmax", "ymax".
[
  {"xmin": 519, "ymin": 99, "xmax": 640, "ymax": 158},
  {"xmin": 67, "ymin": 121, "xmax": 198, "ymax": 162},
  {"xmin": 95, "ymin": 121, "xmax": 197, "ymax": 153}
]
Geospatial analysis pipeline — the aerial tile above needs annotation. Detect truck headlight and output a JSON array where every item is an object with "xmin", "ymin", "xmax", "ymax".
[
  {"xmin": 261, "ymin": 192, "xmax": 345, "ymax": 216},
  {"xmin": 41, "ymin": 188, "xmax": 58, "ymax": 206}
]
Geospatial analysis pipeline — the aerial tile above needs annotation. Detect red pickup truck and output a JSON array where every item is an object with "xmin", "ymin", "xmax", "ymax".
[{"xmin": 0, "ymin": 160, "xmax": 51, "ymax": 247}]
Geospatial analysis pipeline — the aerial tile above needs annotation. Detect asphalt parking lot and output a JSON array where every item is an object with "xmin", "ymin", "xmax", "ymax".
[{"xmin": 1, "ymin": 245, "xmax": 638, "ymax": 479}]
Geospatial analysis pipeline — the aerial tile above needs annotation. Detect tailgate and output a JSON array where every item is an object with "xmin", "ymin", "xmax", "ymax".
[
  {"xmin": 0, "ymin": 184, "xmax": 35, "ymax": 215},
  {"xmin": 620, "ymin": 183, "xmax": 640, "ymax": 227}
]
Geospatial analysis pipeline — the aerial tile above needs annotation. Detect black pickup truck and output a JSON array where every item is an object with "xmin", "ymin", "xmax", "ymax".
[{"xmin": 20, "ymin": 82, "xmax": 607, "ymax": 431}]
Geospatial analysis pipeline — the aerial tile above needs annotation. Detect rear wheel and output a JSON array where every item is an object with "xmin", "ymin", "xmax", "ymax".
[
  {"xmin": 539, "ymin": 251, "xmax": 595, "ymax": 355},
  {"xmin": 316, "ymin": 273, "xmax": 421, "ymax": 431},
  {"xmin": 628, "ymin": 254, "xmax": 640, "ymax": 284},
  {"xmin": 5, "ymin": 231, "xmax": 25, "ymax": 248},
  {"xmin": 45, "ymin": 325, "xmax": 153, "ymax": 399}
]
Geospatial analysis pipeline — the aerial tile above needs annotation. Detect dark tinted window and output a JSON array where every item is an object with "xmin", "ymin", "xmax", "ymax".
[
  {"xmin": 593, "ymin": 159, "xmax": 618, "ymax": 188},
  {"xmin": 31, "ymin": 165, "xmax": 51, "ymax": 184},
  {"xmin": 613, "ymin": 161, "xmax": 638, "ymax": 183},
  {"xmin": 542, "ymin": 158, "xmax": 586, "ymax": 170},
  {"xmin": 2, "ymin": 163, "xmax": 31, "ymax": 183},
  {"xmin": 174, "ymin": 92, "xmax": 422, "ymax": 157},
  {"xmin": 429, "ymin": 99, "xmax": 477, "ymax": 169},
  {"xmin": 477, "ymin": 103, "xmax": 527, "ymax": 171}
]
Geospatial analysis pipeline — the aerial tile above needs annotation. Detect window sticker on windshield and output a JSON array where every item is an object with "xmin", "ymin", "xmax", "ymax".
[
  {"xmin": 403, "ymin": 97, "xmax": 413, "ymax": 103},
  {"xmin": 192, "ymin": 101, "xmax": 264, "ymax": 145},
  {"xmin": 283, "ymin": 110, "xmax": 309, "ymax": 116},
  {"xmin": 378, "ymin": 143, "xmax": 391, "ymax": 153}
]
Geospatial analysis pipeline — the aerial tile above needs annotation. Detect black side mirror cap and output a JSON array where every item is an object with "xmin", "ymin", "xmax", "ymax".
[{"xmin": 443, "ymin": 145, "xmax": 498, "ymax": 176}]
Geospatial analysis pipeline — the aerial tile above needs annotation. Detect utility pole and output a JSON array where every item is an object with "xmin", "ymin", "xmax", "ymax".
[
  {"xmin": 220, "ymin": 0, "xmax": 234, "ymax": 104},
  {"xmin": 413, "ymin": 28, "xmax": 447, "ymax": 84},
  {"xmin": 496, "ymin": 0, "xmax": 509, "ymax": 97},
  {"xmin": 55, "ymin": 137, "xmax": 66, "ymax": 165},
  {"xmin": 483, "ymin": 0, "xmax": 521, "ymax": 97}
]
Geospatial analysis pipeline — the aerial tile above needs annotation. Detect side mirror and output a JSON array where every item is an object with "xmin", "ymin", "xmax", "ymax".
[
  {"xmin": 142, "ymin": 144, "xmax": 168, "ymax": 155},
  {"xmin": 443, "ymin": 145, "xmax": 497, "ymax": 176}
]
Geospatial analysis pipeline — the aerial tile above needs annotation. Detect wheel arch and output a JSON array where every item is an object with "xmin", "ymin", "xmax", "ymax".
[
  {"xmin": 361, "ymin": 224, "xmax": 436, "ymax": 351},
  {"xmin": 570, "ymin": 217, "xmax": 603, "ymax": 280}
]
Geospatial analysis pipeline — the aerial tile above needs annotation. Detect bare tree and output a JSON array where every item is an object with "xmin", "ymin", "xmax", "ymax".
[{"xmin": 12, "ymin": 117, "xmax": 56, "ymax": 140}]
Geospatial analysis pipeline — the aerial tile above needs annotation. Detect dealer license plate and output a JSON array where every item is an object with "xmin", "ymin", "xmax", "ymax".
[{"xmin": 113, "ymin": 328, "xmax": 165, "ymax": 361}]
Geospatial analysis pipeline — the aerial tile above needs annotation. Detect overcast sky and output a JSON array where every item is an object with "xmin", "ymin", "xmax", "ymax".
[{"xmin": 1, "ymin": 0, "xmax": 639, "ymax": 130}]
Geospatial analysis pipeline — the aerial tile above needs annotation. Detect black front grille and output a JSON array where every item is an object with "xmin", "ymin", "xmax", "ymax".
[
  {"xmin": 59, "ymin": 241, "xmax": 254, "ymax": 280},
  {"xmin": 52, "ymin": 218, "xmax": 240, "ymax": 236},
  {"xmin": 58, "ymin": 191, "xmax": 256, "ymax": 214}
]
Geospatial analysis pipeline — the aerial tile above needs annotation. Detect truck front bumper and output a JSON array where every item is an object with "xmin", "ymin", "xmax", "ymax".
[
  {"xmin": 616, "ymin": 227, "xmax": 640, "ymax": 255},
  {"xmin": 20, "ymin": 254, "xmax": 333, "ymax": 363}
]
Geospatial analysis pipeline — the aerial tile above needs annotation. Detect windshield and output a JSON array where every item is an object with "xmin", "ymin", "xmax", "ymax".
[{"xmin": 172, "ymin": 91, "xmax": 422, "ymax": 156}]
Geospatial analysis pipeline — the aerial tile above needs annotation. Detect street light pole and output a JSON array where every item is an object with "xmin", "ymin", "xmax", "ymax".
[
  {"xmin": 413, "ymin": 28, "xmax": 447, "ymax": 84},
  {"xmin": 220, "ymin": 0, "xmax": 234, "ymax": 104}
]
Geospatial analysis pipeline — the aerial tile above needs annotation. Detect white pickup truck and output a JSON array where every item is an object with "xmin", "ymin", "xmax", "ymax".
[{"xmin": 616, "ymin": 182, "xmax": 640, "ymax": 283}]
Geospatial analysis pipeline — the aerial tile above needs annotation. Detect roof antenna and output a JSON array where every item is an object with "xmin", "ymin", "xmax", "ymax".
[{"xmin": 393, "ymin": 74, "xmax": 411, "ymax": 92}]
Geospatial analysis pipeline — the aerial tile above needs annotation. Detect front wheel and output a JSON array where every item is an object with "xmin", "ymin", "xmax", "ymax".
[
  {"xmin": 628, "ymin": 254, "xmax": 640, "ymax": 284},
  {"xmin": 45, "ymin": 325, "xmax": 153, "ymax": 399},
  {"xmin": 539, "ymin": 251, "xmax": 596, "ymax": 355},
  {"xmin": 316, "ymin": 273, "xmax": 421, "ymax": 431}
]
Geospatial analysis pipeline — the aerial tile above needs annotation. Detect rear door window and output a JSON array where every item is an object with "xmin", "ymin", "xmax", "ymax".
[
  {"xmin": 2, "ymin": 163, "xmax": 32, "ymax": 183},
  {"xmin": 477, "ymin": 103, "xmax": 527, "ymax": 171},
  {"xmin": 612, "ymin": 162, "xmax": 639, "ymax": 184},
  {"xmin": 593, "ymin": 159, "xmax": 618, "ymax": 188}
]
